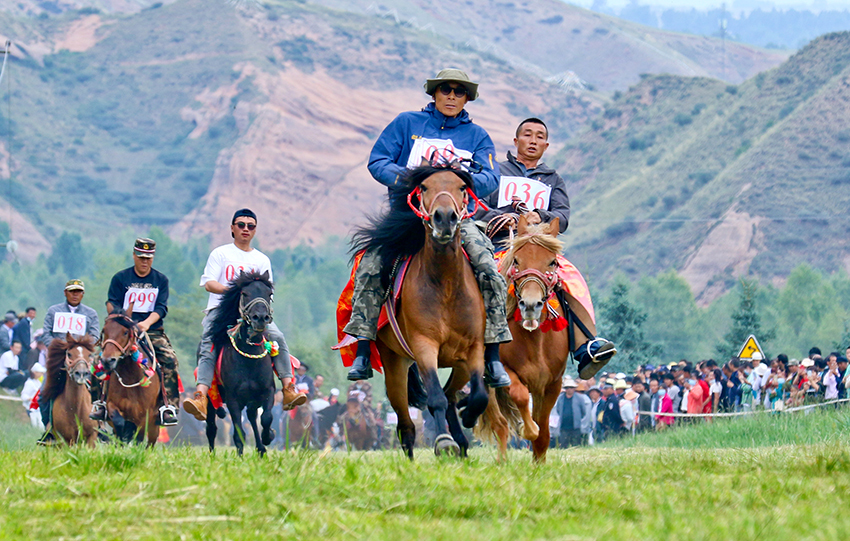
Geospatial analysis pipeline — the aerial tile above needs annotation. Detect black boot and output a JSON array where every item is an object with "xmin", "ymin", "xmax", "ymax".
[
  {"xmin": 347, "ymin": 339, "xmax": 374, "ymax": 381},
  {"xmin": 483, "ymin": 344, "xmax": 511, "ymax": 388},
  {"xmin": 36, "ymin": 431, "xmax": 56, "ymax": 446},
  {"xmin": 576, "ymin": 338, "xmax": 617, "ymax": 380},
  {"xmin": 158, "ymin": 405, "xmax": 179, "ymax": 426}
]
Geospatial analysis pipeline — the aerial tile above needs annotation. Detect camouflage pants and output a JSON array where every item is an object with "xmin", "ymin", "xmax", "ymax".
[
  {"xmin": 147, "ymin": 330, "xmax": 180, "ymax": 408},
  {"xmin": 343, "ymin": 219, "xmax": 511, "ymax": 344}
]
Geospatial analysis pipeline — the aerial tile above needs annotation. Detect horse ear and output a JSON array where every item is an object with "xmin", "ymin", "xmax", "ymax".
[
  {"xmin": 65, "ymin": 332, "xmax": 74, "ymax": 342},
  {"xmin": 261, "ymin": 270, "xmax": 270, "ymax": 281},
  {"xmin": 547, "ymin": 218, "xmax": 560, "ymax": 236},
  {"xmin": 517, "ymin": 214, "xmax": 530, "ymax": 236},
  {"xmin": 126, "ymin": 301, "xmax": 134, "ymax": 314}
]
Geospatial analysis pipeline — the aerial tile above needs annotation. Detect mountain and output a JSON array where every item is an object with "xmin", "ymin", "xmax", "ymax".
[
  {"xmin": 305, "ymin": 0, "xmax": 789, "ymax": 91},
  {"xmin": 552, "ymin": 32, "xmax": 850, "ymax": 302}
]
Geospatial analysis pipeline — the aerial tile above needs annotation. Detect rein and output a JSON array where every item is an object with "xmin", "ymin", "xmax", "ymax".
[
  {"xmin": 227, "ymin": 323, "xmax": 270, "ymax": 359},
  {"xmin": 406, "ymin": 185, "xmax": 488, "ymax": 222},
  {"xmin": 98, "ymin": 313, "xmax": 157, "ymax": 388}
]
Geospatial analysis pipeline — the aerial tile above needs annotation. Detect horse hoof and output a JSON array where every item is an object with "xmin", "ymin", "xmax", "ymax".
[
  {"xmin": 522, "ymin": 421, "xmax": 540, "ymax": 441},
  {"xmin": 434, "ymin": 434, "xmax": 460, "ymax": 457},
  {"xmin": 262, "ymin": 429, "xmax": 274, "ymax": 446}
]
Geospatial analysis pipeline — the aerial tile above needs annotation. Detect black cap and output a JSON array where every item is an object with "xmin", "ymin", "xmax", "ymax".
[{"xmin": 232, "ymin": 208, "xmax": 257, "ymax": 224}]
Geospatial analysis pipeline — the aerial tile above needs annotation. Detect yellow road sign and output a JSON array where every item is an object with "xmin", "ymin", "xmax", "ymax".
[{"xmin": 737, "ymin": 335, "xmax": 764, "ymax": 359}]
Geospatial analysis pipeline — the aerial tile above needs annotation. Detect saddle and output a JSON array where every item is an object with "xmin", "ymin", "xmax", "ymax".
[{"xmin": 198, "ymin": 347, "xmax": 301, "ymax": 411}]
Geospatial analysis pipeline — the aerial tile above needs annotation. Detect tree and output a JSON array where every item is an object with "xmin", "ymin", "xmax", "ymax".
[
  {"xmin": 46, "ymin": 231, "xmax": 89, "ymax": 277},
  {"xmin": 597, "ymin": 279, "xmax": 662, "ymax": 371},
  {"xmin": 716, "ymin": 278, "xmax": 775, "ymax": 360}
]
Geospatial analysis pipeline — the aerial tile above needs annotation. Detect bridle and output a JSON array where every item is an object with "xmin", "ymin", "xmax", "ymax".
[
  {"xmin": 100, "ymin": 313, "xmax": 138, "ymax": 357},
  {"xmin": 239, "ymin": 295, "xmax": 273, "ymax": 323},
  {"xmin": 507, "ymin": 264, "xmax": 560, "ymax": 301},
  {"xmin": 63, "ymin": 346, "xmax": 94, "ymax": 381},
  {"xmin": 98, "ymin": 313, "xmax": 157, "ymax": 388},
  {"xmin": 407, "ymin": 184, "xmax": 488, "ymax": 222}
]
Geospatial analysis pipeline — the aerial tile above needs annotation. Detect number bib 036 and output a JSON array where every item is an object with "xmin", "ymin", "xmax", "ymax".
[
  {"xmin": 53, "ymin": 313, "xmax": 87, "ymax": 335},
  {"xmin": 497, "ymin": 176, "xmax": 552, "ymax": 210},
  {"xmin": 124, "ymin": 288, "xmax": 159, "ymax": 313}
]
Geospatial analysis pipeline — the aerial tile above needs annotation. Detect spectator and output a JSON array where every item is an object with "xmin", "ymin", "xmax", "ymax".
[
  {"xmin": 657, "ymin": 386, "xmax": 674, "ymax": 428},
  {"xmin": 587, "ymin": 386, "xmax": 603, "ymax": 444},
  {"xmin": 708, "ymin": 368, "xmax": 723, "ymax": 413},
  {"xmin": 0, "ymin": 340, "xmax": 26, "ymax": 393},
  {"xmin": 684, "ymin": 375, "xmax": 704, "ymax": 417},
  {"xmin": 837, "ymin": 357, "xmax": 848, "ymax": 399},
  {"xmin": 0, "ymin": 313, "xmax": 15, "ymax": 356},
  {"xmin": 662, "ymin": 373, "xmax": 681, "ymax": 417},
  {"xmin": 295, "ymin": 362, "xmax": 316, "ymax": 399},
  {"xmin": 555, "ymin": 377, "xmax": 587, "ymax": 447},
  {"xmin": 621, "ymin": 389, "xmax": 637, "ymax": 433},
  {"xmin": 21, "ymin": 363, "xmax": 46, "ymax": 429},
  {"xmin": 24, "ymin": 330, "xmax": 46, "ymax": 373},
  {"xmin": 12, "ymin": 307, "xmax": 36, "ymax": 359},
  {"xmin": 823, "ymin": 355, "xmax": 840, "ymax": 401},
  {"xmin": 601, "ymin": 380, "xmax": 626, "ymax": 437},
  {"xmin": 313, "ymin": 373, "xmax": 326, "ymax": 400},
  {"xmin": 632, "ymin": 379, "xmax": 651, "ymax": 432},
  {"xmin": 576, "ymin": 382, "xmax": 593, "ymax": 445}
]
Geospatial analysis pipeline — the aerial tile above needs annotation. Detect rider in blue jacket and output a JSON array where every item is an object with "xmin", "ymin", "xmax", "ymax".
[{"xmin": 344, "ymin": 68, "xmax": 512, "ymax": 388}]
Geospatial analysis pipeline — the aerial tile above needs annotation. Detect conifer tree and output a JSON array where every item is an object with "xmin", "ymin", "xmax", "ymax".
[{"xmin": 716, "ymin": 278, "xmax": 775, "ymax": 359}]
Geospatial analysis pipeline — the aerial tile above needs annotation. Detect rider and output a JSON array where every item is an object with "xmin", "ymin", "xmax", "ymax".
[
  {"xmin": 182, "ymin": 209, "xmax": 308, "ymax": 421},
  {"xmin": 344, "ymin": 68, "xmax": 512, "ymax": 388},
  {"xmin": 90, "ymin": 238, "xmax": 180, "ymax": 426},
  {"xmin": 35, "ymin": 279, "xmax": 100, "ymax": 445},
  {"xmin": 476, "ymin": 117, "xmax": 616, "ymax": 379}
]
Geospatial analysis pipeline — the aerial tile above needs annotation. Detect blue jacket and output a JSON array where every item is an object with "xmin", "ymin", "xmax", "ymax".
[{"xmin": 368, "ymin": 103, "xmax": 500, "ymax": 204}]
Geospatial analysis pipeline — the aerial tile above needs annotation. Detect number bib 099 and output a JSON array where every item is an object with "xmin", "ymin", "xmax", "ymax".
[
  {"xmin": 497, "ymin": 176, "xmax": 552, "ymax": 210},
  {"xmin": 53, "ymin": 313, "xmax": 88, "ymax": 335},
  {"xmin": 124, "ymin": 288, "xmax": 159, "ymax": 313}
]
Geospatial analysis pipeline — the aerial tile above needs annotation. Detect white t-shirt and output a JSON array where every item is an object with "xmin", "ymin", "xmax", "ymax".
[
  {"xmin": 200, "ymin": 243, "xmax": 273, "ymax": 312},
  {"xmin": 0, "ymin": 350, "xmax": 19, "ymax": 383},
  {"xmin": 710, "ymin": 381, "xmax": 722, "ymax": 396}
]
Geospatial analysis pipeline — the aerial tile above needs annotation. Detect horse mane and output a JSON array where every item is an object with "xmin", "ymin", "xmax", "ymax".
[
  {"xmin": 108, "ymin": 305, "xmax": 137, "ymax": 329},
  {"xmin": 41, "ymin": 335, "xmax": 96, "ymax": 403},
  {"xmin": 210, "ymin": 270, "xmax": 274, "ymax": 349},
  {"xmin": 499, "ymin": 223, "xmax": 565, "ymax": 314},
  {"xmin": 350, "ymin": 165, "xmax": 474, "ymax": 288}
]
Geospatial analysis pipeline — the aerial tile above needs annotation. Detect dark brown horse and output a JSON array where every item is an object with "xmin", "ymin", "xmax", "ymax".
[
  {"xmin": 100, "ymin": 306, "xmax": 161, "ymax": 446},
  {"xmin": 284, "ymin": 402, "xmax": 316, "ymax": 449},
  {"xmin": 41, "ymin": 334, "xmax": 98, "ymax": 446},
  {"xmin": 352, "ymin": 166, "xmax": 490, "ymax": 459},
  {"xmin": 337, "ymin": 394, "xmax": 378, "ymax": 451},
  {"xmin": 477, "ymin": 217, "xmax": 574, "ymax": 462}
]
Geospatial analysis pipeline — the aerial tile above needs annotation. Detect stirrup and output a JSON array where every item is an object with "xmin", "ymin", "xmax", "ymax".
[
  {"xmin": 588, "ymin": 338, "xmax": 617, "ymax": 362},
  {"xmin": 90, "ymin": 400, "xmax": 107, "ymax": 421},
  {"xmin": 159, "ymin": 405, "xmax": 179, "ymax": 426}
]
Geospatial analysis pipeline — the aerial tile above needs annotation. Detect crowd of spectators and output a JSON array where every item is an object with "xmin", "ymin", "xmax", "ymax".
[{"xmin": 550, "ymin": 346, "xmax": 850, "ymax": 447}]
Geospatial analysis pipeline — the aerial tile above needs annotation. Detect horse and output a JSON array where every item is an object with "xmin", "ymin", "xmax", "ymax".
[
  {"xmin": 100, "ymin": 306, "xmax": 162, "ymax": 446},
  {"xmin": 351, "ymin": 165, "xmax": 490, "ymax": 459},
  {"xmin": 476, "ymin": 216, "xmax": 573, "ymax": 462},
  {"xmin": 205, "ymin": 270, "xmax": 276, "ymax": 456},
  {"xmin": 337, "ymin": 394, "xmax": 378, "ymax": 450},
  {"xmin": 284, "ymin": 402, "xmax": 317, "ymax": 449},
  {"xmin": 41, "ymin": 334, "xmax": 98, "ymax": 446}
]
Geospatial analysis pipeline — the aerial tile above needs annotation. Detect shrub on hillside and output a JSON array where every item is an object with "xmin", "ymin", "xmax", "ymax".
[{"xmin": 673, "ymin": 113, "xmax": 693, "ymax": 126}]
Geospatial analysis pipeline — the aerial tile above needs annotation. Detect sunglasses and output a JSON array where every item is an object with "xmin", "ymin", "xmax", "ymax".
[
  {"xmin": 437, "ymin": 83, "xmax": 468, "ymax": 98},
  {"xmin": 234, "ymin": 222, "xmax": 256, "ymax": 230}
]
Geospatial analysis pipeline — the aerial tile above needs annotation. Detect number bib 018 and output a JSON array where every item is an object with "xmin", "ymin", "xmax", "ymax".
[
  {"xmin": 53, "ymin": 313, "xmax": 88, "ymax": 335},
  {"xmin": 497, "ymin": 176, "xmax": 552, "ymax": 210},
  {"xmin": 123, "ymin": 288, "xmax": 159, "ymax": 313}
]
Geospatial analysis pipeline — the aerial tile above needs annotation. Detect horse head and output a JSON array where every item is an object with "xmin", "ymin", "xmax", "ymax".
[
  {"xmin": 410, "ymin": 169, "xmax": 474, "ymax": 244},
  {"xmin": 63, "ymin": 332, "xmax": 96, "ymax": 386},
  {"xmin": 237, "ymin": 270, "xmax": 273, "ymax": 336},
  {"xmin": 505, "ymin": 216, "xmax": 562, "ymax": 331},
  {"xmin": 99, "ymin": 305, "xmax": 138, "ymax": 372}
]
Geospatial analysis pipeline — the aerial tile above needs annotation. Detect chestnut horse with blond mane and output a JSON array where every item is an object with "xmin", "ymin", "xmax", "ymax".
[
  {"xmin": 477, "ymin": 216, "xmax": 593, "ymax": 462},
  {"xmin": 41, "ymin": 334, "xmax": 98, "ymax": 446}
]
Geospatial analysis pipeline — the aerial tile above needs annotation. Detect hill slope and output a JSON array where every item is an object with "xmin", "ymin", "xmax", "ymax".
[
  {"xmin": 0, "ymin": 0, "xmax": 600, "ymax": 253},
  {"xmin": 553, "ymin": 32, "xmax": 850, "ymax": 302},
  {"xmin": 306, "ymin": 0, "xmax": 788, "ymax": 91}
]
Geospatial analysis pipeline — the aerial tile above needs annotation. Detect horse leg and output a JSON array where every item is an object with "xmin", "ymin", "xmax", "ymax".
[
  {"xmin": 227, "ymin": 399, "xmax": 245, "ymax": 456},
  {"xmin": 110, "ymin": 409, "xmax": 130, "ymax": 444},
  {"xmin": 460, "ymin": 365, "xmax": 489, "ymax": 429},
  {"xmin": 414, "ymin": 345, "xmax": 457, "ymax": 457},
  {"xmin": 531, "ymin": 384, "xmax": 561, "ymax": 463},
  {"xmin": 380, "ymin": 345, "xmax": 416, "ymax": 459},
  {"xmin": 260, "ymin": 395, "xmax": 274, "ymax": 447},
  {"xmin": 507, "ymin": 369, "xmax": 539, "ymax": 441},
  {"xmin": 206, "ymin": 399, "xmax": 218, "ymax": 453},
  {"xmin": 246, "ymin": 406, "xmax": 266, "ymax": 457},
  {"xmin": 443, "ymin": 370, "xmax": 469, "ymax": 458}
]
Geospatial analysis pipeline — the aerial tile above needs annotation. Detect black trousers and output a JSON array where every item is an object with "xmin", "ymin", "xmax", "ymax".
[
  {"xmin": 0, "ymin": 371, "xmax": 26, "ymax": 389},
  {"xmin": 559, "ymin": 428, "xmax": 583, "ymax": 448}
]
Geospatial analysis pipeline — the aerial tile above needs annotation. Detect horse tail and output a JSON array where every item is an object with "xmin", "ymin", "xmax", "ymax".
[{"xmin": 473, "ymin": 387, "xmax": 523, "ymax": 444}]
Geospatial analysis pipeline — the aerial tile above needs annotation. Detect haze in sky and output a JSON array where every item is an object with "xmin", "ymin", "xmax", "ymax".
[{"xmin": 566, "ymin": 0, "xmax": 850, "ymax": 10}]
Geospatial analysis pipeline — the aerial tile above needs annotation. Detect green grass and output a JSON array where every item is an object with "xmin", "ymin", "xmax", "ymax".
[{"xmin": 3, "ymin": 403, "xmax": 850, "ymax": 539}]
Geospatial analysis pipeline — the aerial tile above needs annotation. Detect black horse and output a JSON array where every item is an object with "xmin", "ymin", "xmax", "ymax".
[{"xmin": 205, "ymin": 270, "xmax": 276, "ymax": 456}]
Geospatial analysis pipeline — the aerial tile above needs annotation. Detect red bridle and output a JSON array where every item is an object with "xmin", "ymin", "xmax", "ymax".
[
  {"xmin": 407, "ymin": 185, "xmax": 488, "ymax": 222},
  {"xmin": 100, "ymin": 314, "xmax": 138, "ymax": 357},
  {"xmin": 507, "ymin": 266, "xmax": 560, "ymax": 299}
]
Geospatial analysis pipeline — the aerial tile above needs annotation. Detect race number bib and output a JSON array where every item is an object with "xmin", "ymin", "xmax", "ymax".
[
  {"xmin": 222, "ymin": 262, "xmax": 260, "ymax": 284},
  {"xmin": 406, "ymin": 138, "xmax": 473, "ymax": 169},
  {"xmin": 124, "ymin": 288, "xmax": 159, "ymax": 313},
  {"xmin": 497, "ymin": 176, "xmax": 552, "ymax": 211},
  {"xmin": 53, "ymin": 313, "xmax": 87, "ymax": 335},
  {"xmin": 386, "ymin": 412, "xmax": 398, "ymax": 425}
]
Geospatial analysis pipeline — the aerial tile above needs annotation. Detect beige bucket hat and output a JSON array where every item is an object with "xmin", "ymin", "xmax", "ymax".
[{"xmin": 424, "ymin": 68, "xmax": 479, "ymax": 101}]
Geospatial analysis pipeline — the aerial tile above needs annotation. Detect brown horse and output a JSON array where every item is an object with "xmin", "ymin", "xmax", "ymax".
[
  {"xmin": 478, "ymin": 217, "xmax": 585, "ymax": 462},
  {"xmin": 337, "ymin": 395, "xmax": 378, "ymax": 451},
  {"xmin": 41, "ymin": 334, "xmax": 98, "ymax": 446},
  {"xmin": 284, "ymin": 403, "xmax": 316, "ymax": 449},
  {"xmin": 100, "ymin": 306, "xmax": 161, "ymax": 446},
  {"xmin": 353, "ymin": 166, "xmax": 490, "ymax": 458}
]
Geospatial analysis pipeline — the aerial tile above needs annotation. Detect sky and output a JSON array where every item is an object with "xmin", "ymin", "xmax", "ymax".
[{"xmin": 565, "ymin": 0, "xmax": 850, "ymax": 11}]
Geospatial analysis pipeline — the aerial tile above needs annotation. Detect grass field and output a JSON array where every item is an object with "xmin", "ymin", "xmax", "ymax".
[{"xmin": 2, "ymin": 399, "xmax": 850, "ymax": 540}]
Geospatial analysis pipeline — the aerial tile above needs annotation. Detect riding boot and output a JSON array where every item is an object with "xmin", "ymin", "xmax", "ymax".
[
  {"xmin": 575, "ymin": 338, "xmax": 617, "ymax": 380},
  {"xmin": 282, "ymin": 381, "xmax": 308, "ymax": 411},
  {"xmin": 483, "ymin": 344, "xmax": 511, "ymax": 388},
  {"xmin": 182, "ymin": 391, "xmax": 208, "ymax": 421},
  {"xmin": 347, "ymin": 339, "xmax": 374, "ymax": 381}
]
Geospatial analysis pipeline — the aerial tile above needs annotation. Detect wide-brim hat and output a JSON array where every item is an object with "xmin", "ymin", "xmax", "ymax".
[
  {"xmin": 562, "ymin": 376, "xmax": 578, "ymax": 388},
  {"xmin": 424, "ymin": 68, "xmax": 479, "ymax": 101},
  {"xmin": 614, "ymin": 380, "xmax": 629, "ymax": 390}
]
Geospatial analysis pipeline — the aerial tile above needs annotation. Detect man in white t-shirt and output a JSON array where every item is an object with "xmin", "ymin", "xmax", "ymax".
[
  {"xmin": 183, "ymin": 209, "xmax": 307, "ymax": 421},
  {"xmin": 0, "ymin": 341, "xmax": 25, "ymax": 392}
]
